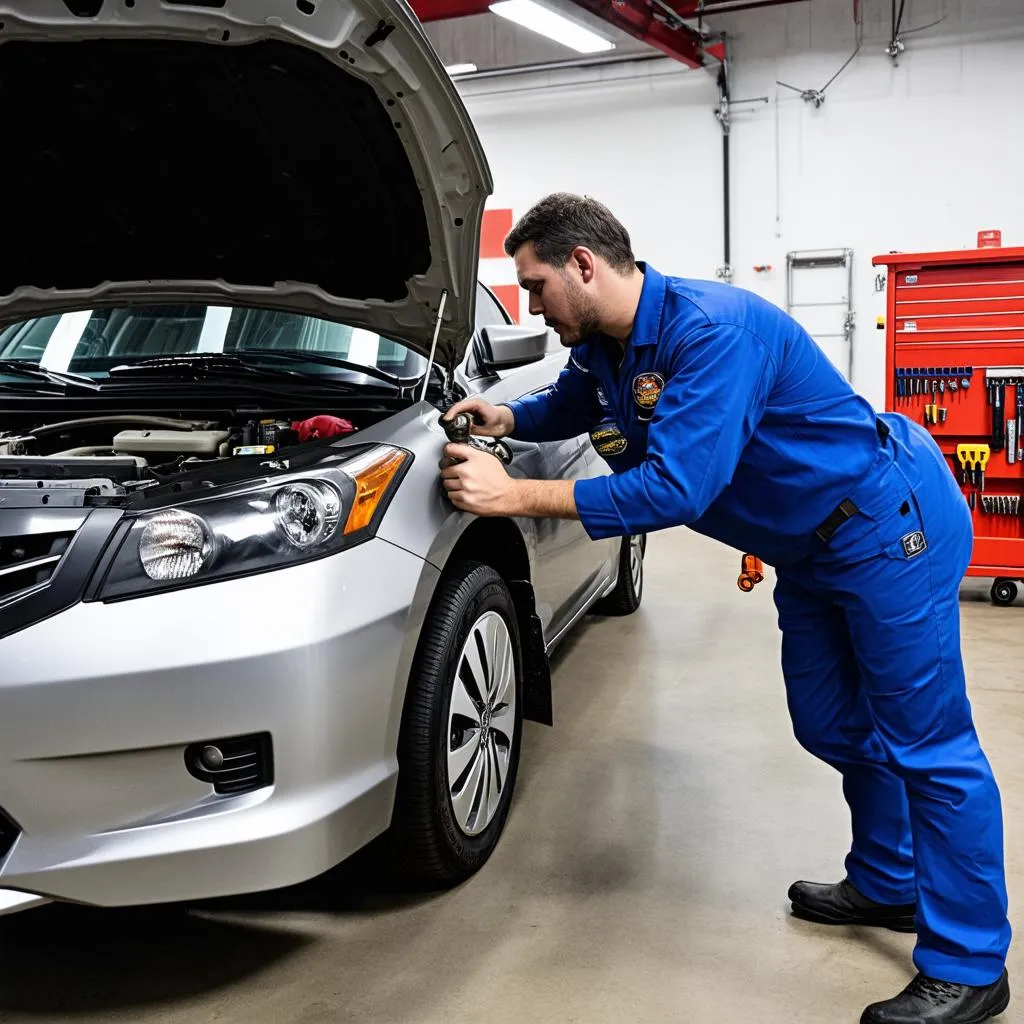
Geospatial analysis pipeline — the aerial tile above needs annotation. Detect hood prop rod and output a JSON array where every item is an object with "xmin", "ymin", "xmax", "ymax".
[{"xmin": 418, "ymin": 289, "xmax": 450, "ymax": 404}]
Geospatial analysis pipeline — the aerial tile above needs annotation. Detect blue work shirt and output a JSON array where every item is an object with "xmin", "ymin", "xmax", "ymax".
[{"xmin": 503, "ymin": 262, "xmax": 901, "ymax": 568}]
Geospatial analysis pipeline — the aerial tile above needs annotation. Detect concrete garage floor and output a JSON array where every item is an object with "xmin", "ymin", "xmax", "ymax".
[{"xmin": 1, "ymin": 528, "xmax": 1022, "ymax": 1023}]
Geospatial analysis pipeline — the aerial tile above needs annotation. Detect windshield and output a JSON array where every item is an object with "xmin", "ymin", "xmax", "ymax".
[{"xmin": 0, "ymin": 304, "xmax": 428, "ymax": 381}]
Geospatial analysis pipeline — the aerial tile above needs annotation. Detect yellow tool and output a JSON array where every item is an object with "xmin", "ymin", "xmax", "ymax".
[
  {"xmin": 956, "ymin": 443, "xmax": 991, "ymax": 490},
  {"xmin": 738, "ymin": 553, "xmax": 765, "ymax": 592}
]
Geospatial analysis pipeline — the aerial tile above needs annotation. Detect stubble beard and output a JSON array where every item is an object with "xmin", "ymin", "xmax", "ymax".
[{"xmin": 558, "ymin": 276, "xmax": 603, "ymax": 347}]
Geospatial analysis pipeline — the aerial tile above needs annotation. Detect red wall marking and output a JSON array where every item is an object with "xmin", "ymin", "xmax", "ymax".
[{"xmin": 480, "ymin": 208, "xmax": 513, "ymax": 260}]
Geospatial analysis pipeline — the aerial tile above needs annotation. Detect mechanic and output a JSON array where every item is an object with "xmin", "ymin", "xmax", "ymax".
[{"xmin": 439, "ymin": 192, "xmax": 1011, "ymax": 1024}]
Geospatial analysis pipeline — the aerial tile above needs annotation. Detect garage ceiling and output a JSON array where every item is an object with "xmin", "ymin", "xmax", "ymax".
[{"xmin": 414, "ymin": 0, "xmax": 811, "ymax": 74}]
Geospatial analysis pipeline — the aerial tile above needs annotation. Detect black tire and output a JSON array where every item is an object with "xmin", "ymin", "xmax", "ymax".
[
  {"xmin": 386, "ymin": 559, "xmax": 524, "ymax": 889},
  {"xmin": 593, "ymin": 534, "xmax": 646, "ymax": 616},
  {"xmin": 991, "ymin": 579, "xmax": 1018, "ymax": 607}
]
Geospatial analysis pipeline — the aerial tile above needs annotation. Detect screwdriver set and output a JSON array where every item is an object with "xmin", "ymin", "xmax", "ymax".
[
  {"xmin": 894, "ymin": 366, "xmax": 973, "ymax": 401},
  {"xmin": 875, "ymin": 244, "xmax": 1024, "ymax": 604},
  {"xmin": 893, "ymin": 367, "xmax": 976, "ymax": 429}
]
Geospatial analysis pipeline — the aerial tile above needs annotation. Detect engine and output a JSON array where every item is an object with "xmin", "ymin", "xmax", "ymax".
[{"xmin": 0, "ymin": 413, "xmax": 358, "ymax": 497}]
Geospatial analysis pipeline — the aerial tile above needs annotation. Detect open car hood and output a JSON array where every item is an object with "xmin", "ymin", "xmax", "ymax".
[{"xmin": 0, "ymin": 0, "xmax": 493, "ymax": 372}]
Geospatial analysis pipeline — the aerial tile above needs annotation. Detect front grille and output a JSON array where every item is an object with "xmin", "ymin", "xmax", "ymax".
[
  {"xmin": 0, "ymin": 808, "xmax": 21, "ymax": 863},
  {"xmin": 0, "ymin": 531, "xmax": 74, "ymax": 604},
  {"xmin": 185, "ymin": 733, "xmax": 274, "ymax": 796}
]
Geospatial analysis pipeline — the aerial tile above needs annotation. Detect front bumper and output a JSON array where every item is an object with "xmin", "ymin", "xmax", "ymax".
[{"xmin": 0, "ymin": 536, "xmax": 435, "ymax": 910}]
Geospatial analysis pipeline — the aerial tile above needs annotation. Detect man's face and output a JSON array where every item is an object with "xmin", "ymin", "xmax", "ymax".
[{"xmin": 514, "ymin": 242, "xmax": 601, "ymax": 347}]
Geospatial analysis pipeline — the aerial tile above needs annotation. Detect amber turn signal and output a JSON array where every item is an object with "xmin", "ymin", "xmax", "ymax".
[{"xmin": 343, "ymin": 449, "xmax": 409, "ymax": 534}]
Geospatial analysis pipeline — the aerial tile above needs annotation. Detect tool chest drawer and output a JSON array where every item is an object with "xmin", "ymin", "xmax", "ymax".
[{"xmin": 874, "ymin": 246, "xmax": 1024, "ymax": 601}]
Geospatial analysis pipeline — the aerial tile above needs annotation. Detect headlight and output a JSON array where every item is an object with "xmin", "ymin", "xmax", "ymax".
[
  {"xmin": 272, "ymin": 482, "xmax": 341, "ymax": 549},
  {"xmin": 93, "ymin": 445, "xmax": 409, "ymax": 600},
  {"xmin": 139, "ymin": 509, "xmax": 214, "ymax": 580}
]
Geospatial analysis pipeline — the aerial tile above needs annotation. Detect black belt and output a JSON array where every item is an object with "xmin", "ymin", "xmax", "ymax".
[{"xmin": 813, "ymin": 419, "xmax": 890, "ymax": 544}]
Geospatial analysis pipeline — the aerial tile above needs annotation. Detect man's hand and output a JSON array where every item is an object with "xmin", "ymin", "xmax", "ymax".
[
  {"xmin": 440, "ymin": 398, "xmax": 515, "ymax": 438},
  {"xmin": 441, "ymin": 443, "xmax": 579, "ymax": 521},
  {"xmin": 441, "ymin": 444, "xmax": 517, "ymax": 515}
]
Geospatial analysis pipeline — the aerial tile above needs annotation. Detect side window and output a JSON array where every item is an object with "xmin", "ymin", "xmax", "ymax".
[{"xmin": 474, "ymin": 283, "xmax": 512, "ymax": 330}]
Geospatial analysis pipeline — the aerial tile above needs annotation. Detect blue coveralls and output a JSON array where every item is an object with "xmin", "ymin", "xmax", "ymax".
[{"xmin": 503, "ymin": 262, "xmax": 1011, "ymax": 986}]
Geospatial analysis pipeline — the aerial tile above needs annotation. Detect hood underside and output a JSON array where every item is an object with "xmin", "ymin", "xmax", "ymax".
[{"xmin": 0, "ymin": 0, "xmax": 493, "ymax": 370}]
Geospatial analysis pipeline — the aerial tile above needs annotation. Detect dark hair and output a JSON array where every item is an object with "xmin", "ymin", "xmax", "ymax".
[{"xmin": 503, "ymin": 192, "xmax": 635, "ymax": 273}]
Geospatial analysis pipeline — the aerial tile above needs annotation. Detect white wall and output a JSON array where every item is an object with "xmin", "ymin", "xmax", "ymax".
[{"xmin": 456, "ymin": 0, "xmax": 1024, "ymax": 409}]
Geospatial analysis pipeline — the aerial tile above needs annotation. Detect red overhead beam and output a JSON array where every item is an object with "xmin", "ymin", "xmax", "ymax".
[
  {"xmin": 412, "ymin": 0, "xmax": 492, "ymax": 21},
  {"xmin": 410, "ymin": 0, "xmax": 723, "ymax": 67},
  {"xmin": 564, "ymin": 0, "xmax": 715, "ymax": 67},
  {"xmin": 410, "ymin": 0, "xmax": 807, "ymax": 66}
]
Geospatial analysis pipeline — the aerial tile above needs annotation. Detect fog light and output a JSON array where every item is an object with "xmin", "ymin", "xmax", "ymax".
[
  {"xmin": 199, "ymin": 745, "xmax": 225, "ymax": 770},
  {"xmin": 185, "ymin": 734, "xmax": 274, "ymax": 796}
]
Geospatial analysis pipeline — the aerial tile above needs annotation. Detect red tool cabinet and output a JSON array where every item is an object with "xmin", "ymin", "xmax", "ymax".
[{"xmin": 872, "ymin": 245, "xmax": 1024, "ymax": 606}]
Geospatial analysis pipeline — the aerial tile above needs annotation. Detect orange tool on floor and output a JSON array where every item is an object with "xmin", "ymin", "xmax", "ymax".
[{"xmin": 738, "ymin": 553, "xmax": 765, "ymax": 592}]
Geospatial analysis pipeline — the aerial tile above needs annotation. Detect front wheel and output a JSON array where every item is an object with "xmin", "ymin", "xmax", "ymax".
[{"xmin": 387, "ymin": 560, "xmax": 524, "ymax": 888}]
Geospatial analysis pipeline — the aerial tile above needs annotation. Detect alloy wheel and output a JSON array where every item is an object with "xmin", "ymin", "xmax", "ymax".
[{"xmin": 446, "ymin": 610, "xmax": 517, "ymax": 837}]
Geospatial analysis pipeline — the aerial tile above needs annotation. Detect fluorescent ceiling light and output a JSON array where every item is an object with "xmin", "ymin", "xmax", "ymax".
[
  {"xmin": 489, "ymin": 0, "xmax": 615, "ymax": 54},
  {"xmin": 444, "ymin": 63, "xmax": 479, "ymax": 75}
]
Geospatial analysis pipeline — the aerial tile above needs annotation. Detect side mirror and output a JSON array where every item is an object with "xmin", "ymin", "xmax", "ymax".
[{"xmin": 477, "ymin": 324, "xmax": 549, "ymax": 372}]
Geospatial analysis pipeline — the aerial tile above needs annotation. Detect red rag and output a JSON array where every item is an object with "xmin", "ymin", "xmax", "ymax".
[{"xmin": 291, "ymin": 415, "xmax": 356, "ymax": 442}]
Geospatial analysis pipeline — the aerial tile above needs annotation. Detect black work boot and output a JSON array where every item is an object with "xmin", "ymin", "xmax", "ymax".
[
  {"xmin": 860, "ymin": 969, "xmax": 1010, "ymax": 1023},
  {"xmin": 788, "ymin": 877, "xmax": 916, "ymax": 932}
]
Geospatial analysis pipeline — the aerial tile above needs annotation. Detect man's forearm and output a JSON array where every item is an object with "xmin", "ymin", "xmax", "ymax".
[{"xmin": 507, "ymin": 478, "xmax": 579, "ymax": 520}]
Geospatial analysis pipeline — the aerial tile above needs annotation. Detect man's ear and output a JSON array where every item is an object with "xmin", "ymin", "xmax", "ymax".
[{"xmin": 570, "ymin": 246, "xmax": 597, "ymax": 283}]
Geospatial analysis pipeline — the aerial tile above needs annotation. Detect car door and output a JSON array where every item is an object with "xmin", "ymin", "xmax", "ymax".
[{"xmin": 462, "ymin": 284, "xmax": 616, "ymax": 639}]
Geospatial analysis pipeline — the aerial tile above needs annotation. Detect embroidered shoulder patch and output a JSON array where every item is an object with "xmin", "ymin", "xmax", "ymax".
[
  {"xmin": 589, "ymin": 424, "xmax": 628, "ymax": 457},
  {"xmin": 632, "ymin": 371, "xmax": 665, "ymax": 421},
  {"xmin": 632, "ymin": 372, "xmax": 664, "ymax": 410}
]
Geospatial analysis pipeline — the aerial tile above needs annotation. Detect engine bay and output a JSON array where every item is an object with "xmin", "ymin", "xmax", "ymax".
[{"xmin": 0, "ymin": 406, "xmax": 370, "ymax": 505}]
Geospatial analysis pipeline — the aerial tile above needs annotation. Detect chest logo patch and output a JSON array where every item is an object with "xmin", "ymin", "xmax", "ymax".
[
  {"xmin": 590, "ymin": 424, "xmax": 628, "ymax": 457},
  {"xmin": 632, "ymin": 372, "xmax": 665, "ymax": 420},
  {"xmin": 596, "ymin": 387, "xmax": 610, "ymax": 408}
]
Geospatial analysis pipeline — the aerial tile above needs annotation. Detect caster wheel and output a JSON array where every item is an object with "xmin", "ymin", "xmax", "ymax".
[{"xmin": 991, "ymin": 579, "xmax": 1018, "ymax": 607}]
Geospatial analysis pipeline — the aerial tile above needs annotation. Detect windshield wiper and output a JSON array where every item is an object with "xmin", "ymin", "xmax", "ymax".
[
  {"xmin": 0, "ymin": 359, "xmax": 98, "ymax": 391},
  {"xmin": 235, "ymin": 349, "xmax": 420, "ymax": 391},
  {"xmin": 107, "ymin": 353, "xmax": 359, "ymax": 393}
]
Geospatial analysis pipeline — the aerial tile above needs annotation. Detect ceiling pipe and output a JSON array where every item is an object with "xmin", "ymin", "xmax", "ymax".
[
  {"xmin": 450, "ymin": 49, "xmax": 665, "ymax": 78},
  {"xmin": 714, "ymin": 32, "xmax": 732, "ymax": 285}
]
